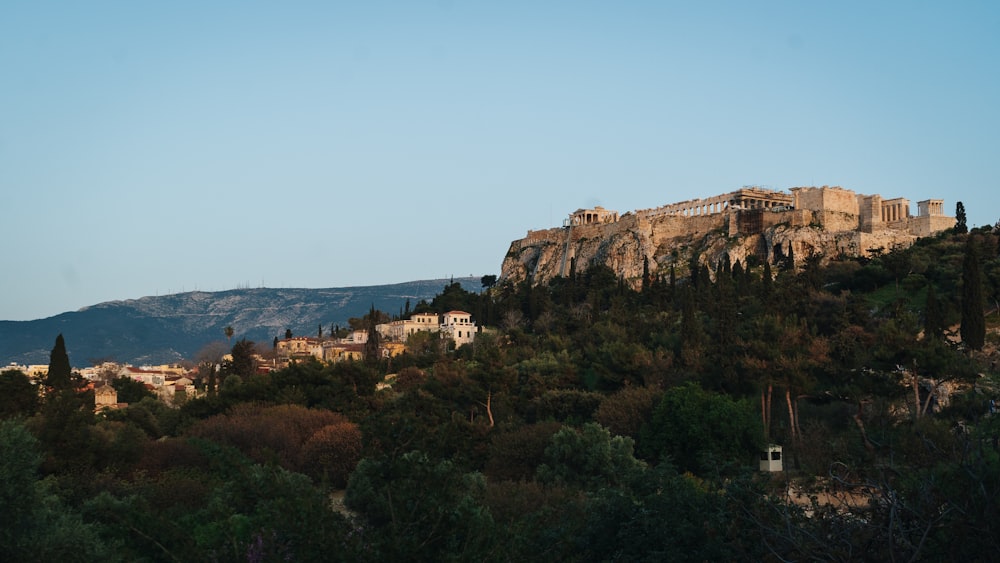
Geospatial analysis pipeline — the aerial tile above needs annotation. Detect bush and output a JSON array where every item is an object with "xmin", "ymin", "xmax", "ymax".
[{"xmin": 298, "ymin": 422, "xmax": 363, "ymax": 487}]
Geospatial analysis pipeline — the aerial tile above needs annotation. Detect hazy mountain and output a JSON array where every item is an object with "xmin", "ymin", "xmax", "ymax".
[{"xmin": 0, "ymin": 278, "xmax": 481, "ymax": 366}]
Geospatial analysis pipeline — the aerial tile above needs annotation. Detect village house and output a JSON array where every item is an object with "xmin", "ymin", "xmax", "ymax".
[
  {"xmin": 440, "ymin": 311, "xmax": 478, "ymax": 347},
  {"xmin": 376, "ymin": 310, "xmax": 479, "ymax": 348},
  {"xmin": 377, "ymin": 312, "xmax": 441, "ymax": 342}
]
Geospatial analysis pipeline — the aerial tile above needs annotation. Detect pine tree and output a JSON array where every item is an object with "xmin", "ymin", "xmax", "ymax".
[
  {"xmin": 44, "ymin": 334, "xmax": 73, "ymax": 390},
  {"xmin": 960, "ymin": 237, "xmax": 985, "ymax": 350},
  {"xmin": 230, "ymin": 338, "xmax": 257, "ymax": 378}
]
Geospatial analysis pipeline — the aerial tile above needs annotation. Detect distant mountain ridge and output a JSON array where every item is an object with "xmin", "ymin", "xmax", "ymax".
[{"xmin": 0, "ymin": 278, "xmax": 481, "ymax": 366}]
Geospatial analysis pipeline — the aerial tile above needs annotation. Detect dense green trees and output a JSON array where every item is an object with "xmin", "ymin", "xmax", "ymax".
[
  {"xmin": 5, "ymin": 228, "xmax": 999, "ymax": 560},
  {"xmin": 0, "ymin": 369, "xmax": 38, "ymax": 418},
  {"xmin": 227, "ymin": 337, "xmax": 258, "ymax": 377},
  {"xmin": 961, "ymin": 236, "xmax": 986, "ymax": 350},
  {"xmin": 0, "ymin": 419, "xmax": 115, "ymax": 560},
  {"xmin": 641, "ymin": 382, "xmax": 764, "ymax": 473}
]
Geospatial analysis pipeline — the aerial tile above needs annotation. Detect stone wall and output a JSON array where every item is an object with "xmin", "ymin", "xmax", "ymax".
[
  {"xmin": 792, "ymin": 186, "xmax": 860, "ymax": 216},
  {"xmin": 909, "ymin": 214, "xmax": 957, "ymax": 237}
]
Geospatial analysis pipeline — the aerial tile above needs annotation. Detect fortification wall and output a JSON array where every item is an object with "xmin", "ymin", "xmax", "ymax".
[
  {"xmin": 909, "ymin": 215, "xmax": 956, "ymax": 237},
  {"xmin": 759, "ymin": 208, "xmax": 814, "ymax": 230},
  {"xmin": 793, "ymin": 186, "xmax": 860, "ymax": 216},
  {"xmin": 858, "ymin": 195, "xmax": 883, "ymax": 233},
  {"xmin": 648, "ymin": 211, "xmax": 727, "ymax": 242}
]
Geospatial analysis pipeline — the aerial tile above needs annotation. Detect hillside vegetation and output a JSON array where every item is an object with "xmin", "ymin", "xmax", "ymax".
[{"xmin": 2, "ymin": 226, "xmax": 999, "ymax": 561}]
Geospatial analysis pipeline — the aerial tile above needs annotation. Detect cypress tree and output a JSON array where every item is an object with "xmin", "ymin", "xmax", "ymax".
[
  {"xmin": 761, "ymin": 261, "xmax": 773, "ymax": 298},
  {"xmin": 364, "ymin": 305, "xmax": 382, "ymax": 365},
  {"xmin": 923, "ymin": 284, "xmax": 945, "ymax": 340},
  {"xmin": 44, "ymin": 334, "xmax": 73, "ymax": 390},
  {"xmin": 642, "ymin": 256, "xmax": 651, "ymax": 292},
  {"xmin": 960, "ymin": 237, "xmax": 985, "ymax": 350},
  {"xmin": 955, "ymin": 201, "xmax": 968, "ymax": 234},
  {"xmin": 679, "ymin": 286, "xmax": 705, "ymax": 369},
  {"xmin": 668, "ymin": 263, "xmax": 676, "ymax": 304}
]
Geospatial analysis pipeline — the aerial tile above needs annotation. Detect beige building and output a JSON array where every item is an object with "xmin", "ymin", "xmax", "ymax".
[
  {"xmin": 276, "ymin": 337, "xmax": 324, "ymax": 360},
  {"xmin": 94, "ymin": 384, "xmax": 122, "ymax": 412},
  {"xmin": 378, "ymin": 312, "xmax": 442, "ymax": 342},
  {"xmin": 569, "ymin": 206, "xmax": 619, "ymax": 226}
]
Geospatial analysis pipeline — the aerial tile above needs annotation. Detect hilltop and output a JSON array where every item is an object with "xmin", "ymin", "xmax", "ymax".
[
  {"xmin": 0, "ymin": 277, "xmax": 481, "ymax": 365},
  {"xmin": 502, "ymin": 185, "xmax": 955, "ymax": 286}
]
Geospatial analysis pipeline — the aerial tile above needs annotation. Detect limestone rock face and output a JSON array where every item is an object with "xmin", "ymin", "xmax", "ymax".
[{"xmin": 501, "ymin": 213, "xmax": 920, "ymax": 287}]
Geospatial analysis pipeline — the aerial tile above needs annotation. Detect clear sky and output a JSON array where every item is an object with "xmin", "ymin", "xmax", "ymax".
[{"xmin": 2, "ymin": 1, "xmax": 998, "ymax": 321}]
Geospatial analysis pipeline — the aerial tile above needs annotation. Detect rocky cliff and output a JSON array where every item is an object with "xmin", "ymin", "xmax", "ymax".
[{"xmin": 501, "ymin": 210, "xmax": 924, "ymax": 286}]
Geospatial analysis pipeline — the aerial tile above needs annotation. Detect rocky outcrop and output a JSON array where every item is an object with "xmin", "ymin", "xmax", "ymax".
[{"xmin": 501, "ymin": 211, "xmax": 921, "ymax": 287}]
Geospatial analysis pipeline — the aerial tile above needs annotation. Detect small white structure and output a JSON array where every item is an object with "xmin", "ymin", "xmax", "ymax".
[
  {"xmin": 760, "ymin": 445, "xmax": 783, "ymax": 472},
  {"xmin": 440, "ymin": 310, "xmax": 477, "ymax": 347}
]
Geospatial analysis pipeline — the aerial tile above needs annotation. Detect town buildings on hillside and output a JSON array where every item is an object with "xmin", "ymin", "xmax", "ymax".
[
  {"xmin": 4, "ymin": 309, "xmax": 483, "ymax": 409},
  {"xmin": 276, "ymin": 310, "xmax": 480, "ymax": 365}
]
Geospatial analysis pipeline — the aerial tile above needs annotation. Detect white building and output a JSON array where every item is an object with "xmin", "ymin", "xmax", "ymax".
[{"xmin": 440, "ymin": 310, "xmax": 477, "ymax": 347}]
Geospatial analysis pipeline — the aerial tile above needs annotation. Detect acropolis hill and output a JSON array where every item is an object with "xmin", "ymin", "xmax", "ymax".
[{"xmin": 500, "ymin": 185, "xmax": 956, "ymax": 286}]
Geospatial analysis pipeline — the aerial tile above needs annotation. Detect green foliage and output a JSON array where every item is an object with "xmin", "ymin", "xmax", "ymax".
[
  {"xmin": 955, "ymin": 201, "xmax": 968, "ymax": 234},
  {"xmin": 345, "ymin": 451, "xmax": 496, "ymax": 561},
  {"xmin": 0, "ymin": 369, "xmax": 38, "ymax": 418},
  {"xmin": 228, "ymin": 337, "xmax": 258, "ymax": 377},
  {"xmin": 484, "ymin": 421, "xmax": 563, "ymax": 482},
  {"xmin": 0, "ymin": 419, "xmax": 117, "ymax": 560},
  {"xmin": 961, "ymin": 235, "xmax": 986, "ymax": 350},
  {"xmin": 110, "ymin": 376, "xmax": 154, "ymax": 404},
  {"xmin": 536, "ymin": 422, "xmax": 645, "ymax": 490},
  {"xmin": 531, "ymin": 389, "xmax": 602, "ymax": 423},
  {"xmin": 641, "ymin": 383, "xmax": 764, "ymax": 474},
  {"xmin": 575, "ymin": 463, "xmax": 739, "ymax": 561},
  {"xmin": 17, "ymin": 225, "xmax": 1000, "ymax": 561}
]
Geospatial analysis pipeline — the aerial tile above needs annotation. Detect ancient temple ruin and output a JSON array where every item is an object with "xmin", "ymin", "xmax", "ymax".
[{"xmin": 558, "ymin": 185, "xmax": 954, "ymax": 239}]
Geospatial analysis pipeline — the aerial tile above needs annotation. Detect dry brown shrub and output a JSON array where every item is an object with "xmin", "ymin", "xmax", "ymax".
[
  {"xmin": 594, "ymin": 385, "xmax": 660, "ymax": 440},
  {"xmin": 186, "ymin": 404, "xmax": 349, "ymax": 472},
  {"xmin": 484, "ymin": 421, "xmax": 564, "ymax": 482},
  {"xmin": 298, "ymin": 422, "xmax": 363, "ymax": 487}
]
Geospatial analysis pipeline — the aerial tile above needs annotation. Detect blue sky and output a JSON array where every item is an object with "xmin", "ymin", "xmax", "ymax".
[{"xmin": 2, "ymin": 1, "xmax": 998, "ymax": 321}]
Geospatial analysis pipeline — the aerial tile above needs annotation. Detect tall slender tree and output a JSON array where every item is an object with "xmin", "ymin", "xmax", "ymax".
[
  {"xmin": 955, "ymin": 201, "xmax": 968, "ymax": 234},
  {"xmin": 923, "ymin": 283, "xmax": 945, "ymax": 340},
  {"xmin": 44, "ymin": 334, "xmax": 73, "ymax": 390},
  {"xmin": 364, "ymin": 305, "xmax": 382, "ymax": 366},
  {"xmin": 961, "ymin": 237, "xmax": 985, "ymax": 350}
]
